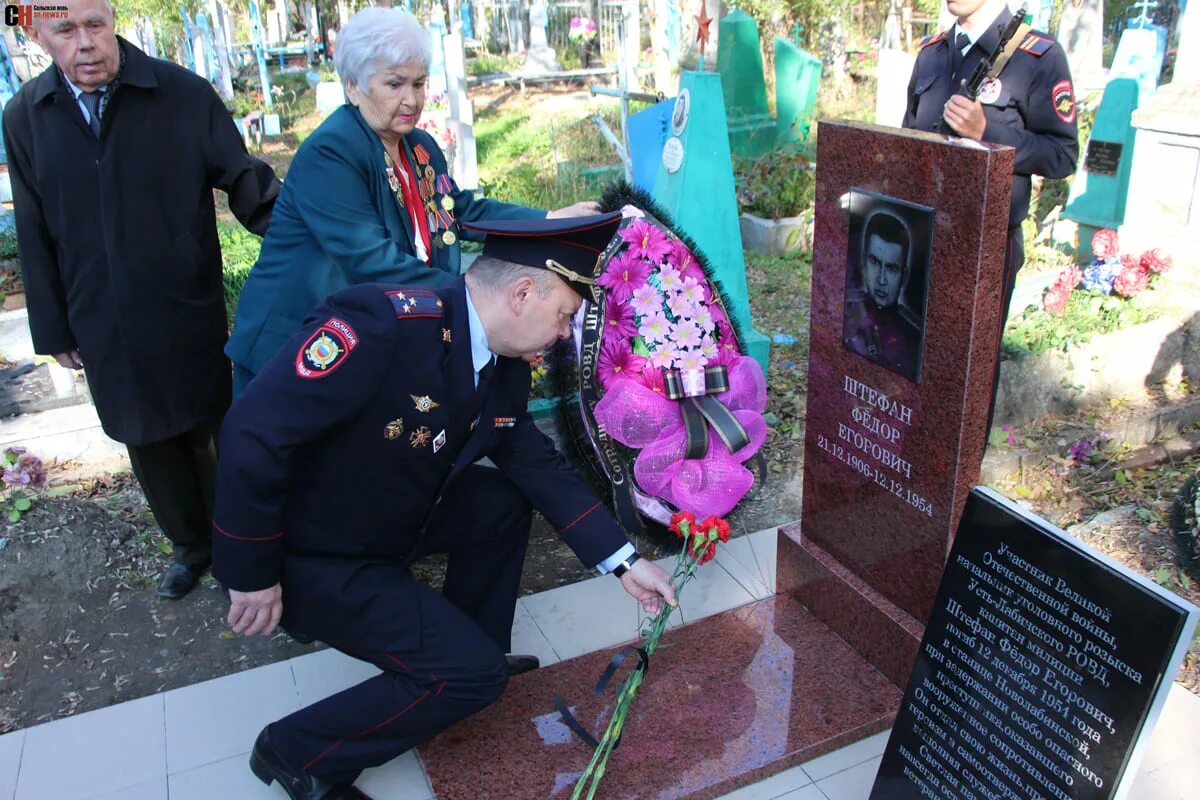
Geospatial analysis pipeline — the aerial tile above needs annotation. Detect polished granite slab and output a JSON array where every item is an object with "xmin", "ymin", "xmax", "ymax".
[{"xmin": 420, "ymin": 595, "xmax": 902, "ymax": 799}]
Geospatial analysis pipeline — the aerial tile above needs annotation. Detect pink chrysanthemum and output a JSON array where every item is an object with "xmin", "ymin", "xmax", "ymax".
[
  {"xmin": 630, "ymin": 283, "xmax": 662, "ymax": 316},
  {"xmin": 604, "ymin": 295, "xmax": 638, "ymax": 341},
  {"xmin": 636, "ymin": 364, "xmax": 666, "ymax": 395},
  {"xmin": 693, "ymin": 306, "xmax": 715, "ymax": 331},
  {"xmin": 639, "ymin": 310, "xmax": 671, "ymax": 344},
  {"xmin": 597, "ymin": 251, "xmax": 651, "ymax": 302},
  {"xmin": 597, "ymin": 338, "xmax": 647, "ymax": 389},
  {"xmin": 667, "ymin": 238, "xmax": 705, "ymax": 280},
  {"xmin": 619, "ymin": 219, "xmax": 673, "ymax": 262},
  {"xmin": 701, "ymin": 336, "xmax": 718, "ymax": 359}
]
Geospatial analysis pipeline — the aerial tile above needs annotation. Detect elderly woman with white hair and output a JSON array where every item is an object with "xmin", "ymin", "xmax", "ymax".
[{"xmin": 226, "ymin": 6, "xmax": 597, "ymax": 391}]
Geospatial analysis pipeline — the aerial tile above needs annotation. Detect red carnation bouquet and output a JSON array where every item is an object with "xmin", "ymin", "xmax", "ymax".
[{"xmin": 571, "ymin": 512, "xmax": 731, "ymax": 799}]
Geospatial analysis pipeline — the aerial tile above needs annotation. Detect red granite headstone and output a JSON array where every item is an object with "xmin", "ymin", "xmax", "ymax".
[{"xmin": 781, "ymin": 121, "xmax": 1014, "ymax": 662}]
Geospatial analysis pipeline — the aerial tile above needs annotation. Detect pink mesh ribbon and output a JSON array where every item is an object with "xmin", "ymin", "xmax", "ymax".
[{"xmin": 593, "ymin": 355, "xmax": 768, "ymax": 518}]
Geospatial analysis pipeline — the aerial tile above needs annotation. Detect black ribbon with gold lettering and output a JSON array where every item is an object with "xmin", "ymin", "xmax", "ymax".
[{"xmin": 663, "ymin": 366, "xmax": 750, "ymax": 460}]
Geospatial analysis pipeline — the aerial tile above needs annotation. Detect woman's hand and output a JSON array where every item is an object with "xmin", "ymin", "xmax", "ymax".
[{"xmin": 546, "ymin": 200, "xmax": 601, "ymax": 219}]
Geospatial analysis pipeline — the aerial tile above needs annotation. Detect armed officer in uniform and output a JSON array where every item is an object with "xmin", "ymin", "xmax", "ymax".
[
  {"xmin": 212, "ymin": 212, "xmax": 676, "ymax": 800},
  {"xmin": 903, "ymin": 0, "xmax": 1078, "ymax": 323}
]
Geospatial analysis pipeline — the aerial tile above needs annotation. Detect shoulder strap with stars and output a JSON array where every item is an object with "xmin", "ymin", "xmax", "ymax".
[{"xmin": 385, "ymin": 288, "xmax": 444, "ymax": 320}]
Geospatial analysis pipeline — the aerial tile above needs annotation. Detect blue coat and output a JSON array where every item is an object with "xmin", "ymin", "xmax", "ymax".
[
  {"xmin": 903, "ymin": 12, "xmax": 1078, "ymax": 231},
  {"xmin": 225, "ymin": 105, "xmax": 545, "ymax": 376},
  {"xmin": 212, "ymin": 279, "xmax": 629, "ymax": 594}
]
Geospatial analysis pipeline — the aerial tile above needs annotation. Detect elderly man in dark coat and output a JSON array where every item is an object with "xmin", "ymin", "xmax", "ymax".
[{"xmin": 2, "ymin": 0, "xmax": 280, "ymax": 599}]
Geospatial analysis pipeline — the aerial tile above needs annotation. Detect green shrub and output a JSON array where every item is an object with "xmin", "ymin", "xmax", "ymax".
[
  {"xmin": 219, "ymin": 223, "xmax": 262, "ymax": 323},
  {"xmin": 734, "ymin": 147, "xmax": 816, "ymax": 220},
  {"xmin": 0, "ymin": 228, "xmax": 19, "ymax": 260},
  {"xmin": 1002, "ymin": 289, "xmax": 1158, "ymax": 359}
]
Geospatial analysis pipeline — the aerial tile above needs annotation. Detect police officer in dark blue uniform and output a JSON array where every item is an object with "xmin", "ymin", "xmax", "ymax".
[
  {"xmin": 903, "ymin": 0, "xmax": 1078, "ymax": 320},
  {"xmin": 212, "ymin": 212, "xmax": 677, "ymax": 800}
]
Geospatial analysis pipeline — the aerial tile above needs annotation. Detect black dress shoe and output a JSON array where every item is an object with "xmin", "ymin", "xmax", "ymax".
[
  {"xmin": 250, "ymin": 727, "xmax": 374, "ymax": 799},
  {"xmin": 156, "ymin": 563, "xmax": 205, "ymax": 600},
  {"xmin": 506, "ymin": 654, "xmax": 540, "ymax": 676}
]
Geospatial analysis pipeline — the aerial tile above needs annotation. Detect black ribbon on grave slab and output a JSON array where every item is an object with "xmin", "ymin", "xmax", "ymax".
[
  {"xmin": 555, "ymin": 645, "xmax": 651, "ymax": 750},
  {"xmin": 663, "ymin": 366, "xmax": 751, "ymax": 460}
]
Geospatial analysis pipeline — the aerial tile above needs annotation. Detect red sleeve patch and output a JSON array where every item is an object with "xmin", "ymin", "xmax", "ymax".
[
  {"xmin": 295, "ymin": 317, "xmax": 358, "ymax": 378},
  {"xmin": 1052, "ymin": 80, "xmax": 1076, "ymax": 124}
]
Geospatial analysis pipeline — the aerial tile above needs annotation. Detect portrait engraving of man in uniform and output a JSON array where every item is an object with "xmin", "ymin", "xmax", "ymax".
[{"xmin": 841, "ymin": 191, "xmax": 933, "ymax": 383}]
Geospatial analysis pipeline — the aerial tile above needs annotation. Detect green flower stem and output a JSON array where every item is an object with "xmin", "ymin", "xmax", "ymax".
[{"xmin": 571, "ymin": 535, "xmax": 704, "ymax": 798}]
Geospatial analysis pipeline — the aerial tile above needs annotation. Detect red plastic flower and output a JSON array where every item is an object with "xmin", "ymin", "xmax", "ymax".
[
  {"xmin": 1113, "ymin": 265, "xmax": 1150, "ymax": 298},
  {"xmin": 1091, "ymin": 228, "xmax": 1119, "ymax": 260},
  {"xmin": 700, "ymin": 515, "xmax": 732, "ymax": 542},
  {"xmin": 1042, "ymin": 282, "xmax": 1070, "ymax": 314},
  {"xmin": 668, "ymin": 511, "xmax": 697, "ymax": 536},
  {"xmin": 1140, "ymin": 248, "xmax": 1173, "ymax": 274}
]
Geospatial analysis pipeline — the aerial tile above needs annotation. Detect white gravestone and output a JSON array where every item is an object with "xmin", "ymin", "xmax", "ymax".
[
  {"xmin": 1173, "ymin": 0, "xmax": 1200, "ymax": 86},
  {"xmin": 1056, "ymin": 0, "xmax": 1105, "ymax": 92},
  {"xmin": 523, "ymin": 1, "xmax": 561, "ymax": 73},
  {"xmin": 875, "ymin": 48, "xmax": 915, "ymax": 128}
]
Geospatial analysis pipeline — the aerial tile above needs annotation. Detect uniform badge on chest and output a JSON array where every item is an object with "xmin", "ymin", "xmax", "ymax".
[
  {"xmin": 432, "ymin": 429, "xmax": 447, "ymax": 453},
  {"xmin": 978, "ymin": 77, "xmax": 1002, "ymax": 105},
  {"xmin": 411, "ymin": 394, "xmax": 440, "ymax": 413},
  {"xmin": 384, "ymin": 418, "xmax": 404, "ymax": 440}
]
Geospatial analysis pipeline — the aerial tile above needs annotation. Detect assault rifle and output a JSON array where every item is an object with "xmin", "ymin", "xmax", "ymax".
[{"xmin": 938, "ymin": 6, "xmax": 1028, "ymax": 135}]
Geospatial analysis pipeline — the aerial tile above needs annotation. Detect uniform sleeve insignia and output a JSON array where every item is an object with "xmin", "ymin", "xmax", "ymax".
[
  {"xmin": 386, "ymin": 288, "xmax": 445, "ymax": 320},
  {"xmin": 295, "ymin": 317, "xmax": 358, "ymax": 378},
  {"xmin": 1018, "ymin": 32, "xmax": 1053, "ymax": 56},
  {"xmin": 1052, "ymin": 79, "xmax": 1076, "ymax": 123},
  {"xmin": 919, "ymin": 31, "xmax": 947, "ymax": 49}
]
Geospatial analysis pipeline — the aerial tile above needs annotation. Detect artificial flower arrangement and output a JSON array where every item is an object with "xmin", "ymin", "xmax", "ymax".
[
  {"xmin": 568, "ymin": 15, "xmax": 598, "ymax": 46},
  {"xmin": 553, "ymin": 183, "xmax": 768, "ymax": 530},
  {"xmin": 570, "ymin": 511, "xmax": 731, "ymax": 799},
  {"xmin": 1042, "ymin": 228, "xmax": 1173, "ymax": 313},
  {"xmin": 545, "ymin": 182, "xmax": 767, "ymax": 796}
]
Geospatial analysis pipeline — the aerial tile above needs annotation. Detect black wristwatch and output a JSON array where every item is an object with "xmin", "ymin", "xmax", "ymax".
[{"xmin": 612, "ymin": 551, "xmax": 641, "ymax": 578}]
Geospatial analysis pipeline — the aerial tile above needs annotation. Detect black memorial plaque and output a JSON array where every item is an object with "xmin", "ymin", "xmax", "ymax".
[
  {"xmin": 1084, "ymin": 141, "xmax": 1123, "ymax": 178},
  {"xmin": 870, "ymin": 488, "xmax": 1198, "ymax": 800}
]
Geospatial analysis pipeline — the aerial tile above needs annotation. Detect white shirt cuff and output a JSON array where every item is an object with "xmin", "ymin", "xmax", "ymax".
[{"xmin": 595, "ymin": 542, "xmax": 637, "ymax": 574}]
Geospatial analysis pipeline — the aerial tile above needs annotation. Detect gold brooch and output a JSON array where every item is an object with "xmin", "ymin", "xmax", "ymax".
[{"xmin": 384, "ymin": 418, "xmax": 404, "ymax": 440}]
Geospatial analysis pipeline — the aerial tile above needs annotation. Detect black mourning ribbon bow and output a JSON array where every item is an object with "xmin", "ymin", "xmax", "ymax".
[{"xmin": 663, "ymin": 365, "xmax": 751, "ymax": 460}]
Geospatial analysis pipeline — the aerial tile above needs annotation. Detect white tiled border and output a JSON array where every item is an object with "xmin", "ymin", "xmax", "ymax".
[{"xmin": 3, "ymin": 527, "xmax": 1198, "ymax": 800}]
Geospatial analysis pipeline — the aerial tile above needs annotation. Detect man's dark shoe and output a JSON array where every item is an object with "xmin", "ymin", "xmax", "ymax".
[
  {"xmin": 156, "ymin": 563, "xmax": 205, "ymax": 600},
  {"xmin": 249, "ymin": 727, "xmax": 373, "ymax": 799},
  {"xmin": 506, "ymin": 654, "xmax": 540, "ymax": 676}
]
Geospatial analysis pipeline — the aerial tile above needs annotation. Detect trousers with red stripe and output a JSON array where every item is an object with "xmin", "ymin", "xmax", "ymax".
[{"xmin": 268, "ymin": 466, "xmax": 531, "ymax": 784}]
